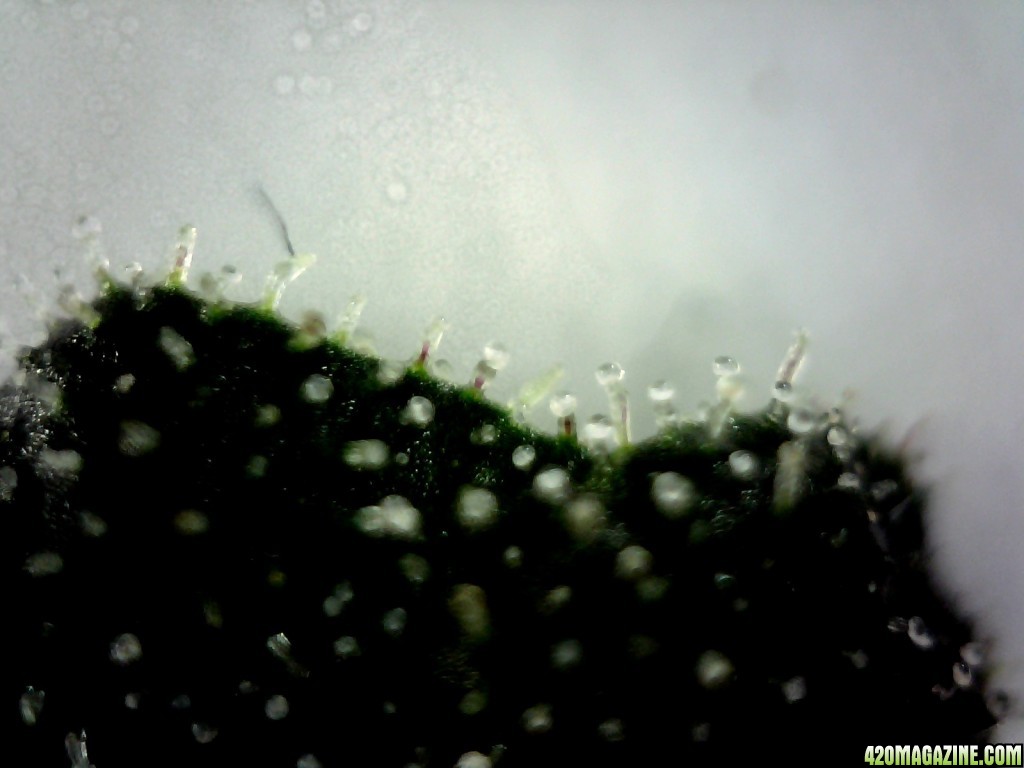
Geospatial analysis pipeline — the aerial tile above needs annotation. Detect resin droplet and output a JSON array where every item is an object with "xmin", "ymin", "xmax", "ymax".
[
  {"xmin": 696, "ymin": 650, "xmax": 734, "ymax": 689},
  {"xmin": 908, "ymin": 616, "xmax": 935, "ymax": 649},
  {"xmin": 191, "ymin": 723, "xmax": 218, "ymax": 744},
  {"xmin": 355, "ymin": 496, "xmax": 422, "ymax": 540},
  {"xmin": 449, "ymin": 584, "xmax": 490, "ymax": 642},
  {"xmin": 265, "ymin": 694, "xmax": 290, "ymax": 720},
  {"xmin": 511, "ymin": 444, "xmax": 536, "ymax": 470},
  {"xmin": 333, "ymin": 636, "xmax": 360, "ymax": 658},
  {"xmin": 382, "ymin": 607, "xmax": 407, "ymax": 637},
  {"xmin": 533, "ymin": 467, "xmax": 571, "ymax": 503},
  {"xmin": 522, "ymin": 703, "xmax": 553, "ymax": 734},
  {"xmin": 300, "ymin": 374, "xmax": 333, "ymax": 404},
  {"xmin": 651, "ymin": 472, "xmax": 695, "ymax": 518},
  {"xmin": 402, "ymin": 396, "xmax": 435, "ymax": 427},
  {"xmin": 344, "ymin": 439, "xmax": 389, "ymax": 470},
  {"xmin": 712, "ymin": 356, "xmax": 739, "ymax": 377},
  {"xmin": 772, "ymin": 380, "xmax": 796, "ymax": 402},
  {"xmin": 119, "ymin": 420, "xmax": 161, "ymax": 456},
  {"xmin": 456, "ymin": 486, "xmax": 499, "ymax": 531},
  {"xmin": 549, "ymin": 391, "xmax": 577, "ymax": 436},
  {"xmin": 728, "ymin": 450, "xmax": 759, "ymax": 480},
  {"xmin": 615, "ymin": 545, "xmax": 653, "ymax": 580},
  {"xmin": 647, "ymin": 380, "xmax": 674, "ymax": 403},
  {"xmin": 19, "ymin": 687, "xmax": 45, "ymax": 725},
  {"xmin": 787, "ymin": 407, "xmax": 817, "ymax": 435},
  {"xmin": 25, "ymin": 552, "xmax": 63, "ymax": 576},
  {"xmin": 563, "ymin": 494, "xmax": 605, "ymax": 542},
  {"xmin": 582, "ymin": 415, "xmax": 616, "ymax": 452},
  {"xmin": 456, "ymin": 753, "xmax": 492, "ymax": 768},
  {"xmin": 551, "ymin": 639, "xmax": 582, "ymax": 669},
  {"xmin": 110, "ymin": 633, "xmax": 142, "ymax": 664},
  {"xmin": 782, "ymin": 676, "xmax": 807, "ymax": 703},
  {"xmin": 774, "ymin": 330, "xmax": 809, "ymax": 389},
  {"xmin": 595, "ymin": 362, "xmax": 624, "ymax": 389},
  {"xmin": 953, "ymin": 661, "xmax": 973, "ymax": 688}
]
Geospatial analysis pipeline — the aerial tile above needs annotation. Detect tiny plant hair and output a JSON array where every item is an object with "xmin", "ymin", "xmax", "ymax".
[{"xmin": 5, "ymin": 236, "xmax": 1004, "ymax": 767}]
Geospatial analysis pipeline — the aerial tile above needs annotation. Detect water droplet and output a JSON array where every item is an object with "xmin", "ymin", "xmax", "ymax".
[
  {"xmin": 114, "ymin": 373, "xmax": 135, "ymax": 393},
  {"xmin": 615, "ymin": 545, "xmax": 653, "ymax": 580},
  {"xmin": 19, "ymin": 688, "xmax": 44, "ymax": 725},
  {"xmin": 382, "ymin": 607, "xmax": 407, "ymax": 637},
  {"xmin": 533, "ymin": 467, "xmax": 570, "ymax": 503},
  {"xmin": 297, "ymin": 755, "xmax": 323, "ymax": 768},
  {"xmin": 522, "ymin": 703, "xmax": 553, "ymax": 734},
  {"xmin": 300, "ymin": 373, "xmax": 333, "ymax": 404},
  {"xmin": 564, "ymin": 494, "xmax": 605, "ymax": 542},
  {"xmin": 551, "ymin": 639, "xmax": 582, "ymax": 669},
  {"xmin": 595, "ymin": 362, "xmax": 624, "ymax": 389},
  {"xmin": 292, "ymin": 28, "xmax": 313, "ymax": 51},
  {"xmin": 728, "ymin": 450, "xmax": 759, "ymax": 480},
  {"xmin": 394, "ymin": 452, "xmax": 409, "ymax": 466},
  {"xmin": 696, "ymin": 650, "xmax": 733, "ymax": 689},
  {"xmin": 512, "ymin": 444, "xmax": 536, "ymax": 470},
  {"xmin": 549, "ymin": 391, "xmax": 577, "ymax": 418},
  {"xmin": 110, "ymin": 633, "xmax": 142, "ymax": 664},
  {"xmin": 470, "ymin": 424, "xmax": 497, "ymax": 444},
  {"xmin": 651, "ymin": 472, "xmax": 695, "ymax": 518},
  {"xmin": 449, "ymin": 584, "xmax": 490, "ymax": 641},
  {"xmin": 787, "ymin": 407, "xmax": 816, "ymax": 434},
  {"xmin": 119, "ymin": 420, "xmax": 160, "ymax": 456},
  {"xmin": 174, "ymin": 509, "xmax": 209, "ymax": 535},
  {"xmin": 265, "ymin": 694, "xmax": 289, "ymax": 720},
  {"xmin": 456, "ymin": 753, "xmax": 491, "ymax": 768},
  {"xmin": 848, "ymin": 650, "xmax": 869, "ymax": 669},
  {"xmin": 483, "ymin": 341, "xmax": 510, "ymax": 370},
  {"xmin": 25, "ymin": 552, "xmax": 63, "ymax": 576},
  {"xmin": 647, "ymin": 380, "xmax": 674, "ymax": 402},
  {"xmin": 953, "ymin": 661, "xmax": 972, "ymax": 688},
  {"xmin": 712, "ymin": 356, "xmax": 739, "ymax": 376},
  {"xmin": 402, "ymin": 396, "xmax": 434, "ymax": 426},
  {"xmin": 344, "ymin": 439, "xmax": 389, "ymax": 470},
  {"xmin": 907, "ymin": 616, "xmax": 935, "ymax": 649},
  {"xmin": 333, "ymin": 635, "xmax": 360, "ymax": 658},
  {"xmin": 782, "ymin": 676, "xmax": 807, "ymax": 703},
  {"xmin": 191, "ymin": 723, "xmax": 218, "ymax": 744},
  {"xmin": 386, "ymin": 180, "xmax": 408, "ymax": 203},
  {"xmin": 457, "ymin": 486, "xmax": 499, "ymax": 530},
  {"xmin": 124, "ymin": 692, "xmax": 141, "ymax": 709},
  {"xmin": 71, "ymin": 215, "xmax": 102, "ymax": 240}
]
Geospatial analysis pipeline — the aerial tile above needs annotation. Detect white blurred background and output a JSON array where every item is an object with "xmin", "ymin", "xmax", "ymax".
[{"xmin": 1, "ymin": 0, "xmax": 1021, "ymax": 741}]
